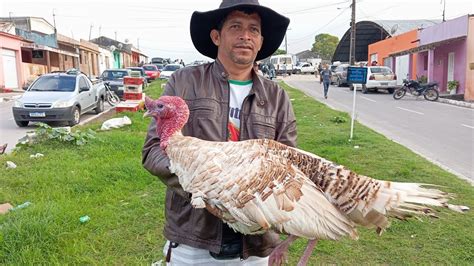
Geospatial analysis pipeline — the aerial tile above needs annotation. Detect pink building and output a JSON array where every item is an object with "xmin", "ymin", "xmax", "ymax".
[{"xmin": 0, "ymin": 31, "xmax": 31, "ymax": 90}]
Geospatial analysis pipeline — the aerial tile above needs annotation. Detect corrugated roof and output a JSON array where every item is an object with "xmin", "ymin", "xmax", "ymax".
[{"xmin": 371, "ymin": 20, "xmax": 440, "ymax": 35}]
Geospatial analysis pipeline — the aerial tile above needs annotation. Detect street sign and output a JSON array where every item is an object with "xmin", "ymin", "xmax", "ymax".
[{"xmin": 347, "ymin": 67, "xmax": 368, "ymax": 84}]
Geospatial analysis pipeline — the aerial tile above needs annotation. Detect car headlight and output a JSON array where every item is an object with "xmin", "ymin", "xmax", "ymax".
[
  {"xmin": 53, "ymin": 101, "xmax": 73, "ymax": 108},
  {"xmin": 13, "ymin": 100, "xmax": 23, "ymax": 108}
]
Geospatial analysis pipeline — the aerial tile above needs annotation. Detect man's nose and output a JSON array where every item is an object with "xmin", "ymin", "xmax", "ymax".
[{"xmin": 239, "ymin": 29, "xmax": 252, "ymax": 40}]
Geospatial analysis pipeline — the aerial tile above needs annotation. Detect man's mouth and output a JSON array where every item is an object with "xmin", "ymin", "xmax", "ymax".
[{"xmin": 234, "ymin": 44, "xmax": 253, "ymax": 50}]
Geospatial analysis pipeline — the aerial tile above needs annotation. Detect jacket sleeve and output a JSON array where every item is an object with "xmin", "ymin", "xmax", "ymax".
[
  {"xmin": 142, "ymin": 77, "xmax": 190, "ymax": 199},
  {"xmin": 275, "ymin": 89, "xmax": 297, "ymax": 148}
]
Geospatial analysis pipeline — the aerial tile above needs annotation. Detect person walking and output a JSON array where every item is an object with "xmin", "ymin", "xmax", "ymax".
[{"xmin": 320, "ymin": 64, "xmax": 332, "ymax": 99}]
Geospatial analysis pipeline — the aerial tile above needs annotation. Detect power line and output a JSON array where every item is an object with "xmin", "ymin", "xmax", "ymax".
[{"xmin": 282, "ymin": 1, "xmax": 350, "ymax": 15}]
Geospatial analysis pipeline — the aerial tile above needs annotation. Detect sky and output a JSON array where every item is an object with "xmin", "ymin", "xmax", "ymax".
[{"xmin": 1, "ymin": 0, "xmax": 473, "ymax": 63}]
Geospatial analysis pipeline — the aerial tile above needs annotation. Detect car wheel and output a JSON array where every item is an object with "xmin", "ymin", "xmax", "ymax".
[
  {"xmin": 362, "ymin": 84, "xmax": 369, "ymax": 94},
  {"xmin": 15, "ymin": 120, "xmax": 29, "ymax": 127},
  {"xmin": 68, "ymin": 106, "xmax": 80, "ymax": 126},
  {"xmin": 95, "ymin": 97, "xmax": 104, "ymax": 114},
  {"xmin": 387, "ymin": 88, "xmax": 395, "ymax": 94}
]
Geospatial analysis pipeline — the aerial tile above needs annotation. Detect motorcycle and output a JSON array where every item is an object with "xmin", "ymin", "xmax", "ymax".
[{"xmin": 393, "ymin": 79, "xmax": 439, "ymax": 101}]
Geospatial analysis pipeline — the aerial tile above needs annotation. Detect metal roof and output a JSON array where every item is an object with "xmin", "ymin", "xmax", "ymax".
[{"xmin": 332, "ymin": 20, "xmax": 440, "ymax": 62}]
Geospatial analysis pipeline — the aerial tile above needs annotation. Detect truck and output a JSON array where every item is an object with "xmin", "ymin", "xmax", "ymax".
[
  {"xmin": 12, "ymin": 70, "xmax": 106, "ymax": 127},
  {"xmin": 269, "ymin": 54, "xmax": 296, "ymax": 75}
]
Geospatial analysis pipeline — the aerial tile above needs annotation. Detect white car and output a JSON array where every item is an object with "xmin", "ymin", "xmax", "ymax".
[
  {"xmin": 159, "ymin": 64, "xmax": 183, "ymax": 80},
  {"xmin": 295, "ymin": 62, "xmax": 316, "ymax": 74},
  {"xmin": 350, "ymin": 66, "xmax": 397, "ymax": 94}
]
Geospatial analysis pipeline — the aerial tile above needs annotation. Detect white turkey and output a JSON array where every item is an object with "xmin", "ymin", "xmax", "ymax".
[{"xmin": 144, "ymin": 95, "xmax": 468, "ymax": 265}]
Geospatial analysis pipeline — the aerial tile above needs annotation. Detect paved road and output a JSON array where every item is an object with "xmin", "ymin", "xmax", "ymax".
[
  {"xmin": 284, "ymin": 75, "xmax": 474, "ymax": 182},
  {"xmin": 0, "ymin": 97, "xmax": 113, "ymax": 154}
]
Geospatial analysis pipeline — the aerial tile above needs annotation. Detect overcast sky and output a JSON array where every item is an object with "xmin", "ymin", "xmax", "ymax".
[{"xmin": 1, "ymin": 0, "xmax": 473, "ymax": 63}]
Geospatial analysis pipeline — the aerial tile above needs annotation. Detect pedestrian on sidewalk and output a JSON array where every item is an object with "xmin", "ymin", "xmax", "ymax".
[{"xmin": 320, "ymin": 64, "xmax": 332, "ymax": 99}]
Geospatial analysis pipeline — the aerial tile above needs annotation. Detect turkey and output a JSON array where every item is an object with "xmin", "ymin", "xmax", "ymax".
[{"xmin": 144, "ymin": 95, "xmax": 468, "ymax": 265}]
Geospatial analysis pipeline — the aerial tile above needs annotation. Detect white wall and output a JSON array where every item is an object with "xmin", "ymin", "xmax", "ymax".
[
  {"xmin": 98, "ymin": 47, "xmax": 114, "ymax": 74},
  {"xmin": 30, "ymin": 18, "xmax": 55, "ymax": 35}
]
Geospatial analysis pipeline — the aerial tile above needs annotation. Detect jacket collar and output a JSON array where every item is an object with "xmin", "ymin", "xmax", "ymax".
[{"xmin": 212, "ymin": 59, "xmax": 268, "ymax": 106}]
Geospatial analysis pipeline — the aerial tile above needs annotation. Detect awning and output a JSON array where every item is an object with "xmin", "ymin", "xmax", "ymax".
[
  {"xmin": 389, "ymin": 36, "xmax": 466, "ymax": 57},
  {"xmin": 21, "ymin": 43, "xmax": 79, "ymax": 58}
]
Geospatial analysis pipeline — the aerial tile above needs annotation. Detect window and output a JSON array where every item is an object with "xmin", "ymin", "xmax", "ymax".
[
  {"xmin": 79, "ymin": 77, "xmax": 89, "ymax": 90},
  {"xmin": 29, "ymin": 75, "xmax": 76, "ymax": 92}
]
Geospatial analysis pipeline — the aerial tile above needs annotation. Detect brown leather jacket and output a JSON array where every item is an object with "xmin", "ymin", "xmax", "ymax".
[{"xmin": 142, "ymin": 59, "xmax": 297, "ymax": 258}]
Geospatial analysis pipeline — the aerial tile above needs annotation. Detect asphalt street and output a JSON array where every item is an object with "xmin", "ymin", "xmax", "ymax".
[{"xmin": 284, "ymin": 75, "xmax": 474, "ymax": 183}]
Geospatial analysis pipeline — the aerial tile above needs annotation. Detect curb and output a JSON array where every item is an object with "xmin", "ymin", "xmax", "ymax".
[{"xmin": 438, "ymin": 97, "xmax": 474, "ymax": 109}]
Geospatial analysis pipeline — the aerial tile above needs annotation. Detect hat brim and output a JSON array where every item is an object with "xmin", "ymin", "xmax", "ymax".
[{"xmin": 190, "ymin": 5, "xmax": 290, "ymax": 61}]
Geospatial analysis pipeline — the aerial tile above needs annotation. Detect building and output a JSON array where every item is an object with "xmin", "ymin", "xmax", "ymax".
[
  {"xmin": 368, "ymin": 29, "xmax": 419, "ymax": 85},
  {"xmin": 57, "ymin": 34, "xmax": 80, "ymax": 70},
  {"xmin": 388, "ymin": 15, "xmax": 474, "ymax": 100},
  {"xmin": 79, "ymin": 39, "xmax": 100, "ymax": 77},
  {"xmin": 90, "ymin": 36, "xmax": 128, "ymax": 68},
  {"xmin": 98, "ymin": 46, "xmax": 114, "ymax": 74},
  {"xmin": 0, "ymin": 31, "xmax": 32, "ymax": 90}
]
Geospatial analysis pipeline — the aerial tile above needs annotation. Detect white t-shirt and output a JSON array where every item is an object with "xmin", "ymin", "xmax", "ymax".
[{"xmin": 228, "ymin": 79, "xmax": 252, "ymax": 141}]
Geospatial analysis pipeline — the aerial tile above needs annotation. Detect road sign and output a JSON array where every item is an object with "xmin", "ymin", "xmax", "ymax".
[{"xmin": 347, "ymin": 67, "xmax": 368, "ymax": 84}]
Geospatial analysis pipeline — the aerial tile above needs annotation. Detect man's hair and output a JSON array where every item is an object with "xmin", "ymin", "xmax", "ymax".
[{"xmin": 215, "ymin": 7, "xmax": 261, "ymax": 32}]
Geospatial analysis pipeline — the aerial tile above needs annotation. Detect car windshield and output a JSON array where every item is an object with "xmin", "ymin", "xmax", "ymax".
[
  {"xmin": 102, "ymin": 70, "xmax": 128, "ymax": 80},
  {"xmin": 163, "ymin": 65, "xmax": 180, "ymax": 71},
  {"xmin": 143, "ymin": 65, "xmax": 157, "ymax": 71},
  {"xmin": 155, "ymin": 64, "xmax": 164, "ymax": 70},
  {"xmin": 29, "ymin": 75, "xmax": 76, "ymax": 92},
  {"xmin": 371, "ymin": 67, "xmax": 392, "ymax": 74}
]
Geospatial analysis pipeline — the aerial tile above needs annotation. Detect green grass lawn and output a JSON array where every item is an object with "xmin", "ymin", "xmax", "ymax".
[{"xmin": 0, "ymin": 80, "xmax": 473, "ymax": 264}]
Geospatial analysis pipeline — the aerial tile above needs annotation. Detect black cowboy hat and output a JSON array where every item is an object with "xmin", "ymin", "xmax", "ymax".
[{"xmin": 190, "ymin": 0, "xmax": 290, "ymax": 61}]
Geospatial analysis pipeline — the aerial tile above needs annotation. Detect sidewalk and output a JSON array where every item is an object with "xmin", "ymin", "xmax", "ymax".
[{"xmin": 0, "ymin": 92, "xmax": 23, "ymax": 103}]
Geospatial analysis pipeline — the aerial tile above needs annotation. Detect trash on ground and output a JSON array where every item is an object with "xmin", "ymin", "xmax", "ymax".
[
  {"xmin": 354, "ymin": 145, "xmax": 360, "ymax": 149},
  {"xmin": 10, "ymin": 201, "xmax": 32, "ymax": 211},
  {"xmin": 0, "ymin": 203, "xmax": 13, "ymax": 214},
  {"xmin": 79, "ymin": 215, "xmax": 91, "ymax": 223},
  {"xmin": 30, "ymin": 153, "xmax": 44, "ymax": 159},
  {"xmin": 6, "ymin": 161, "xmax": 17, "ymax": 169},
  {"xmin": 101, "ymin": 116, "xmax": 132, "ymax": 131},
  {"xmin": 151, "ymin": 260, "xmax": 163, "ymax": 266}
]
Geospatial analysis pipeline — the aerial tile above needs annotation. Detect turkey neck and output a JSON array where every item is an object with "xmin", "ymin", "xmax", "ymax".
[{"xmin": 158, "ymin": 116, "xmax": 186, "ymax": 150}]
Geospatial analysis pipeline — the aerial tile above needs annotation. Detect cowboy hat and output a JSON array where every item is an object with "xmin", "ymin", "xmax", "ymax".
[{"xmin": 190, "ymin": 0, "xmax": 290, "ymax": 61}]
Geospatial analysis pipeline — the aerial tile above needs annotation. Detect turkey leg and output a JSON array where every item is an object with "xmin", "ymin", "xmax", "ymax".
[
  {"xmin": 297, "ymin": 239, "xmax": 318, "ymax": 266},
  {"xmin": 268, "ymin": 235, "xmax": 298, "ymax": 266}
]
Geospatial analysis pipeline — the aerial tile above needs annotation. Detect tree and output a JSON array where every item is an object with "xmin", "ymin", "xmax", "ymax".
[
  {"xmin": 273, "ymin": 49, "xmax": 286, "ymax": 55},
  {"xmin": 311, "ymin": 33, "xmax": 339, "ymax": 61}
]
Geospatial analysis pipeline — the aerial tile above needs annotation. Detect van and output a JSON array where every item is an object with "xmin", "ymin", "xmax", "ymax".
[{"xmin": 269, "ymin": 54, "xmax": 296, "ymax": 75}]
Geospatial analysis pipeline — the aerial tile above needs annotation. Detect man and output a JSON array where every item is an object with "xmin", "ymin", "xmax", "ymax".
[
  {"xmin": 320, "ymin": 64, "xmax": 332, "ymax": 99},
  {"xmin": 142, "ymin": 0, "xmax": 295, "ymax": 265}
]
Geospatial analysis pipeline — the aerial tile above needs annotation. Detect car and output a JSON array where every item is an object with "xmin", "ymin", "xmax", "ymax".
[
  {"xmin": 152, "ymin": 63, "xmax": 165, "ymax": 71},
  {"xmin": 297, "ymin": 62, "xmax": 316, "ymax": 74},
  {"xmin": 350, "ymin": 66, "xmax": 397, "ymax": 94},
  {"xmin": 159, "ymin": 64, "xmax": 183, "ymax": 80},
  {"xmin": 100, "ymin": 69, "xmax": 131, "ymax": 99},
  {"xmin": 142, "ymin": 64, "xmax": 161, "ymax": 80},
  {"xmin": 126, "ymin": 67, "xmax": 148, "ymax": 88},
  {"xmin": 331, "ymin": 64, "xmax": 349, "ymax": 87},
  {"xmin": 12, "ymin": 70, "xmax": 106, "ymax": 127}
]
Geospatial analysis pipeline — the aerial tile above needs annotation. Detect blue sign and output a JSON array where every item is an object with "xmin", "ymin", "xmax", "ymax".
[{"xmin": 347, "ymin": 67, "xmax": 368, "ymax": 84}]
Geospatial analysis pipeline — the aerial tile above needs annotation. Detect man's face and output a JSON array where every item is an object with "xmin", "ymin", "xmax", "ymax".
[{"xmin": 211, "ymin": 10, "xmax": 263, "ymax": 66}]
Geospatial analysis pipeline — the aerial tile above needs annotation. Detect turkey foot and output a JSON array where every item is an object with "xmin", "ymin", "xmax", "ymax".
[
  {"xmin": 268, "ymin": 235, "xmax": 298, "ymax": 266},
  {"xmin": 297, "ymin": 239, "xmax": 318, "ymax": 266}
]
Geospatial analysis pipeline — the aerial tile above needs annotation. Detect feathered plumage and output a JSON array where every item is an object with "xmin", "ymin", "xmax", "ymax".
[{"xmin": 144, "ymin": 95, "xmax": 468, "ymax": 264}]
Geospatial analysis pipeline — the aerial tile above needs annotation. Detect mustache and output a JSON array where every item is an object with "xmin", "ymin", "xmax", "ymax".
[{"xmin": 234, "ymin": 42, "xmax": 254, "ymax": 49}]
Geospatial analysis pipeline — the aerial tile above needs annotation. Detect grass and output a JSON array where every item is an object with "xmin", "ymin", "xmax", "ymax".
[{"xmin": 0, "ymin": 80, "xmax": 473, "ymax": 264}]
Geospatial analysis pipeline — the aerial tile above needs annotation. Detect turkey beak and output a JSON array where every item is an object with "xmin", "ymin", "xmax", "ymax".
[{"xmin": 143, "ymin": 110, "xmax": 152, "ymax": 118}]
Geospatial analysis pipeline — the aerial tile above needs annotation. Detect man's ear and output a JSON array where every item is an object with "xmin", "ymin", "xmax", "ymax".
[{"xmin": 210, "ymin": 29, "xmax": 220, "ymax": 46}]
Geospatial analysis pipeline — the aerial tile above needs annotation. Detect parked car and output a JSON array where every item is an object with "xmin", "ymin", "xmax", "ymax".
[
  {"xmin": 153, "ymin": 63, "xmax": 165, "ymax": 71},
  {"xmin": 12, "ymin": 70, "xmax": 106, "ymax": 127},
  {"xmin": 142, "ymin": 64, "xmax": 160, "ymax": 80},
  {"xmin": 331, "ymin": 64, "xmax": 349, "ymax": 87},
  {"xmin": 126, "ymin": 67, "xmax": 148, "ymax": 88},
  {"xmin": 100, "ymin": 69, "xmax": 131, "ymax": 99},
  {"xmin": 159, "ymin": 64, "xmax": 183, "ymax": 80},
  {"xmin": 350, "ymin": 66, "xmax": 397, "ymax": 94},
  {"xmin": 296, "ymin": 62, "xmax": 316, "ymax": 74}
]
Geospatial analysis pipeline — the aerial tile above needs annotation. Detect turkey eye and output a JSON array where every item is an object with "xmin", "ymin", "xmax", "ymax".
[{"xmin": 157, "ymin": 104, "xmax": 164, "ymax": 109}]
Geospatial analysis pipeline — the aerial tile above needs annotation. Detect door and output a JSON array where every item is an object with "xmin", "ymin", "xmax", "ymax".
[
  {"xmin": 447, "ymin": 52, "xmax": 455, "ymax": 82},
  {"xmin": 395, "ymin": 54, "xmax": 409, "ymax": 85},
  {"xmin": 78, "ymin": 77, "xmax": 94, "ymax": 111},
  {"xmin": 2, "ymin": 49, "xmax": 19, "ymax": 89}
]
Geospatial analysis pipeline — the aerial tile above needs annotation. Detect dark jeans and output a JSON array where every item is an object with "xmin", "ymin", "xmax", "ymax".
[{"xmin": 323, "ymin": 81, "xmax": 330, "ymax": 96}]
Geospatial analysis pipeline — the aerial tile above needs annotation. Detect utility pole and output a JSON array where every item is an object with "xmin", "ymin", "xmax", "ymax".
[
  {"xmin": 349, "ymin": 0, "xmax": 356, "ymax": 66},
  {"xmin": 52, "ymin": 9, "xmax": 56, "ymax": 30},
  {"xmin": 284, "ymin": 28, "xmax": 292, "ymax": 54},
  {"xmin": 88, "ymin": 24, "xmax": 93, "ymax": 40},
  {"xmin": 99, "ymin": 25, "xmax": 101, "ymax": 37},
  {"xmin": 115, "ymin": 31, "xmax": 117, "ymax": 41},
  {"xmin": 349, "ymin": 0, "xmax": 357, "ymax": 140},
  {"xmin": 442, "ymin": 0, "xmax": 446, "ymax": 22}
]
